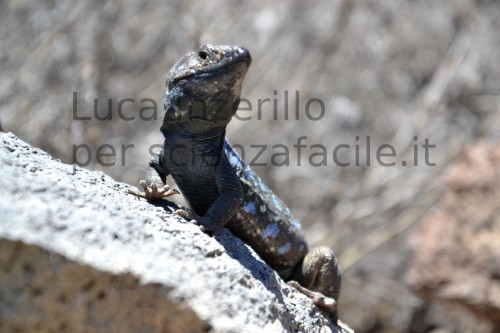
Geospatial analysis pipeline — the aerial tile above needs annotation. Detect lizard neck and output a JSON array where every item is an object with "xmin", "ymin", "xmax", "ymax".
[{"xmin": 160, "ymin": 121, "xmax": 226, "ymax": 142}]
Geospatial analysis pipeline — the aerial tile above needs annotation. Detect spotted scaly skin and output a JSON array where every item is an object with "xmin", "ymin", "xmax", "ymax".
[{"xmin": 131, "ymin": 44, "xmax": 341, "ymax": 318}]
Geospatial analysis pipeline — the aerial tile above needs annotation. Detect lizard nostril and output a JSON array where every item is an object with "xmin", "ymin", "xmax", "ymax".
[{"xmin": 198, "ymin": 50, "xmax": 209, "ymax": 60}]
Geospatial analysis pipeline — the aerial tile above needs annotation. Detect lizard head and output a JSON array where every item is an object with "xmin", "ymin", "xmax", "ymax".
[{"xmin": 163, "ymin": 44, "xmax": 251, "ymax": 130}]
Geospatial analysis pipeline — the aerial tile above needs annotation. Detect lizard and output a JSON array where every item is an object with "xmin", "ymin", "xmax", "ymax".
[{"xmin": 129, "ymin": 44, "xmax": 341, "ymax": 317}]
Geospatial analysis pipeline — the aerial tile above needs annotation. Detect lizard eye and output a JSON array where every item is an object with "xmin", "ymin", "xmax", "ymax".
[{"xmin": 198, "ymin": 50, "xmax": 209, "ymax": 60}]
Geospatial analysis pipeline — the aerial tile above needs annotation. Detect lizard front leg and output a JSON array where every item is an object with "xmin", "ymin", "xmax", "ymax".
[
  {"xmin": 127, "ymin": 153, "xmax": 179, "ymax": 200},
  {"xmin": 288, "ymin": 246, "xmax": 341, "ymax": 318},
  {"xmin": 175, "ymin": 156, "xmax": 243, "ymax": 235}
]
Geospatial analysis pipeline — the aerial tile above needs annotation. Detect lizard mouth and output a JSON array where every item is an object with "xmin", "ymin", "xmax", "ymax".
[
  {"xmin": 173, "ymin": 59, "xmax": 250, "ymax": 82},
  {"xmin": 172, "ymin": 48, "xmax": 251, "ymax": 83}
]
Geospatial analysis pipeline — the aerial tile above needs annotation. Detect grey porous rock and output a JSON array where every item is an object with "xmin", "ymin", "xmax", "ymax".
[{"xmin": 0, "ymin": 132, "xmax": 353, "ymax": 333}]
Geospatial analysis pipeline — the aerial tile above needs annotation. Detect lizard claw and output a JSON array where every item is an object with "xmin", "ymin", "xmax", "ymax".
[
  {"xmin": 174, "ymin": 208, "xmax": 197, "ymax": 220},
  {"xmin": 127, "ymin": 180, "xmax": 179, "ymax": 200},
  {"xmin": 174, "ymin": 209, "xmax": 219, "ymax": 235},
  {"xmin": 287, "ymin": 280, "xmax": 337, "ymax": 317}
]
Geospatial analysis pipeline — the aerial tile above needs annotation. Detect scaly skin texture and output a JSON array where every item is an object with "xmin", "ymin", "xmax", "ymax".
[{"xmin": 130, "ymin": 44, "xmax": 341, "ymax": 317}]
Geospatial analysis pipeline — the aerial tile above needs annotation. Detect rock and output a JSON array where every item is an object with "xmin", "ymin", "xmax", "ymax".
[
  {"xmin": 407, "ymin": 141, "xmax": 500, "ymax": 331},
  {"xmin": 0, "ymin": 132, "xmax": 353, "ymax": 333}
]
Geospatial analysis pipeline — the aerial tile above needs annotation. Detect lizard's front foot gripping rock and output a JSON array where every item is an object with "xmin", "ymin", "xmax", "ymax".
[
  {"xmin": 174, "ymin": 209, "xmax": 221, "ymax": 235},
  {"xmin": 127, "ymin": 180, "xmax": 179, "ymax": 200}
]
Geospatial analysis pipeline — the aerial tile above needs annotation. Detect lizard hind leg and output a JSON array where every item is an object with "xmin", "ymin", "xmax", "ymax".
[{"xmin": 288, "ymin": 246, "xmax": 341, "ymax": 316}]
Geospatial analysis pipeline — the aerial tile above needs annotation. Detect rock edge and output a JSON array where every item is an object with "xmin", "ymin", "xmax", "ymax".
[{"xmin": 0, "ymin": 132, "xmax": 353, "ymax": 333}]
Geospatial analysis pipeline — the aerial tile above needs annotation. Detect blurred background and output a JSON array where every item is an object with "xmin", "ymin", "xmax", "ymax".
[{"xmin": 1, "ymin": 0, "xmax": 499, "ymax": 332}]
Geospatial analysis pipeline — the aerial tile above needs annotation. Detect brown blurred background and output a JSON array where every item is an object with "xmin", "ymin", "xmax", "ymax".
[{"xmin": 1, "ymin": 0, "xmax": 499, "ymax": 332}]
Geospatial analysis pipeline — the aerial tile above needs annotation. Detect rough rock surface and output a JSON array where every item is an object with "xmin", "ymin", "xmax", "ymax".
[
  {"xmin": 407, "ymin": 141, "xmax": 500, "ymax": 332},
  {"xmin": 0, "ymin": 132, "xmax": 353, "ymax": 333}
]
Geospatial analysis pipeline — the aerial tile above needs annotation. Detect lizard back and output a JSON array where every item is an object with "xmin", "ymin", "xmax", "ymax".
[{"xmin": 224, "ymin": 139, "xmax": 308, "ymax": 275}]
